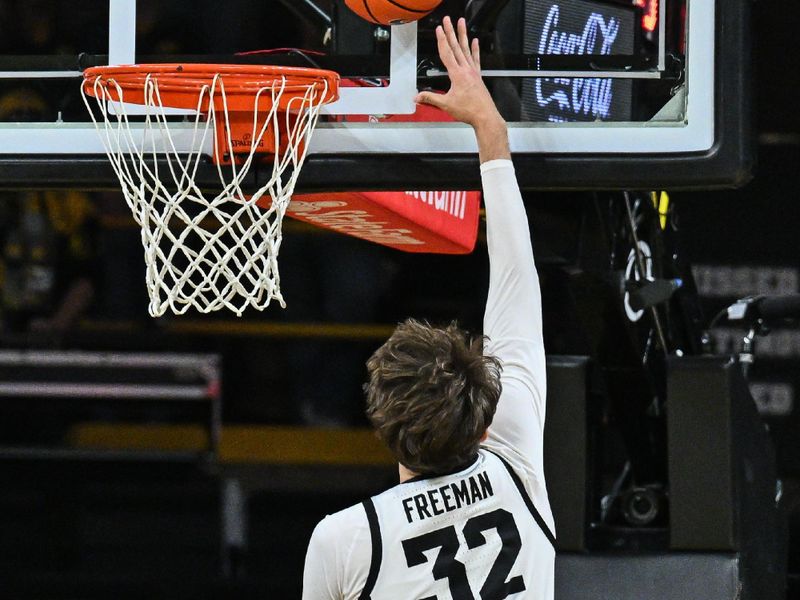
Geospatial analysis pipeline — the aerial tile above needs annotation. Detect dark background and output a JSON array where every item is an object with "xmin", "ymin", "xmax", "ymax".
[{"xmin": 0, "ymin": 0, "xmax": 798, "ymax": 597}]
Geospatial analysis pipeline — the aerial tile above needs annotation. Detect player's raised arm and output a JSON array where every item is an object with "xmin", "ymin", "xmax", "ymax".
[
  {"xmin": 417, "ymin": 17, "xmax": 547, "ymax": 479},
  {"xmin": 303, "ymin": 20, "xmax": 552, "ymax": 600}
]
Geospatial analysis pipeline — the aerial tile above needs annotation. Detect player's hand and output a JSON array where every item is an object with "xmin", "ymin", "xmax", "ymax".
[{"xmin": 415, "ymin": 17, "xmax": 504, "ymax": 131}]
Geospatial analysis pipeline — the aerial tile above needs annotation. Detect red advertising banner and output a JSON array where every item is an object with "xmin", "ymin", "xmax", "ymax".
[{"xmin": 288, "ymin": 189, "xmax": 481, "ymax": 254}]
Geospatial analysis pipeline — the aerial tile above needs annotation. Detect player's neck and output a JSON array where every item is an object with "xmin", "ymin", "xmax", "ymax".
[{"xmin": 398, "ymin": 463, "xmax": 418, "ymax": 483}]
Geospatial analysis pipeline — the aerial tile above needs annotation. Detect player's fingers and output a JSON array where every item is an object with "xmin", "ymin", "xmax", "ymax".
[
  {"xmin": 435, "ymin": 25, "xmax": 458, "ymax": 72},
  {"xmin": 457, "ymin": 18, "xmax": 472, "ymax": 65},
  {"xmin": 443, "ymin": 16, "xmax": 466, "ymax": 66},
  {"xmin": 414, "ymin": 91, "xmax": 447, "ymax": 110},
  {"xmin": 471, "ymin": 37, "xmax": 481, "ymax": 71}
]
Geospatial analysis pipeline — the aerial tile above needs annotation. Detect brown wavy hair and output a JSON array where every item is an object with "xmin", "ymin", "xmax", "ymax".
[{"xmin": 365, "ymin": 319, "xmax": 502, "ymax": 475}]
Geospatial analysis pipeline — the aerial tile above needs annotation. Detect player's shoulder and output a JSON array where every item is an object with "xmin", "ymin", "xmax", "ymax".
[
  {"xmin": 307, "ymin": 500, "xmax": 375, "ymax": 597},
  {"xmin": 479, "ymin": 445, "xmax": 555, "ymax": 533},
  {"xmin": 479, "ymin": 443, "xmax": 531, "ymax": 476},
  {"xmin": 479, "ymin": 444, "xmax": 546, "ymax": 501},
  {"xmin": 312, "ymin": 501, "xmax": 370, "ymax": 547}
]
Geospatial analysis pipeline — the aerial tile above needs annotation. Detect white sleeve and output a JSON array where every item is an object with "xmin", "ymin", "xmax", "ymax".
[
  {"xmin": 303, "ymin": 506, "xmax": 372, "ymax": 600},
  {"xmin": 303, "ymin": 517, "xmax": 342, "ymax": 600},
  {"xmin": 480, "ymin": 159, "xmax": 547, "ymax": 484}
]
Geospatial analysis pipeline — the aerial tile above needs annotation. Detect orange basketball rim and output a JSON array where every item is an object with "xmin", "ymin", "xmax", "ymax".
[{"xmin": 82, "ymin": 64, "xmax": 340, "ymax": 164}]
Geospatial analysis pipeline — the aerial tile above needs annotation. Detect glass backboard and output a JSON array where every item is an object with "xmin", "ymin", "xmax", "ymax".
[{"xmin": 0, "ymin": 0, "xmax": 752, "ymax": 190}]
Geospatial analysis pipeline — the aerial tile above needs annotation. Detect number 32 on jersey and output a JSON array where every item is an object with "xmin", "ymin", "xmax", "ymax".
[{"xmin": 402, "ymin": 508, "xmax": 525, "ymax": 600}]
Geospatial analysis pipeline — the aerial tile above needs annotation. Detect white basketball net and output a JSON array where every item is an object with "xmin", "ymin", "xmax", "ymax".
[{"xmin": 82, "ymin": 72, "xmax": 329, "ymax": 317}]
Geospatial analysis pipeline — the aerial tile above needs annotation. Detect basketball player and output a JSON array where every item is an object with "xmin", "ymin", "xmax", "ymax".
[{"xmin": 303, "ymin": 16, "xmax": 555, "ymax": 599}]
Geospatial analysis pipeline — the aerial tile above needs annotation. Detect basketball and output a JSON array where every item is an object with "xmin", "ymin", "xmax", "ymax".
[{"xmin": 344, "ymin": 0, "xmax": 443, "ymax": 26}]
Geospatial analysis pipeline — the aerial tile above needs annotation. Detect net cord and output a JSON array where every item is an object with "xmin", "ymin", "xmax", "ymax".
[{"xmin": 81, "ymin": 72, "xmax": 328, "ymax": 316}]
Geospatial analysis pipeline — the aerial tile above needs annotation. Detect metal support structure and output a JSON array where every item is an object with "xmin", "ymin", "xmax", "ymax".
[
  {"xmin": 108, "ymin": 0, "xmax": 136, "ymax": 66},
  {"xmin": 0, "ymin": 350, "xmax": 222, "ymax": 463}
]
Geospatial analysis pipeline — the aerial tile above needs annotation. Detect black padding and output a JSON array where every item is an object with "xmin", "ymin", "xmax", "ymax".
[
  {"xmin": 555, "ymin": 553, "xmax": 740, "ymax": 600},
  {"xmin": 543, "ymin": 356, "xmax": 590, "ymax": 551},
  {"xmin": 666, "ymin": 356, "xmax": 786, "ymax": 599}
]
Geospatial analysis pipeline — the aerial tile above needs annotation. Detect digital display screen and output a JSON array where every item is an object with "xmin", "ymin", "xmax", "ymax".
[{"xmin": 521, "ymin": 0, "xmax": 636, "ymax": 122}]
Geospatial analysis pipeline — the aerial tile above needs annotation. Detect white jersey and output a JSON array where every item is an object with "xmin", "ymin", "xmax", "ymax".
[
  {"xmin": 303, "ymin": 160, "xmax": 554, "ymax": 600},
  {"xmin": 358, "ymin": 448, "xmax": 555, "ymax": 599}
]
